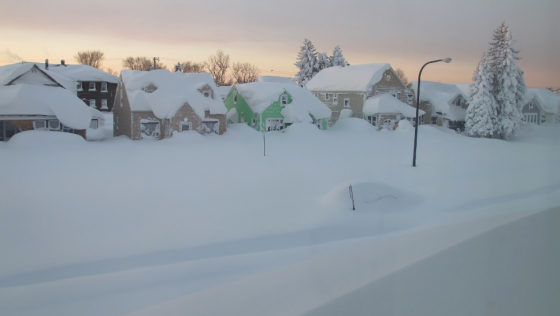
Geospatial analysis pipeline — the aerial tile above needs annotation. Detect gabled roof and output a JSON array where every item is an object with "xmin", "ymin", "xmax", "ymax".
[
  {"xmin": 363, "ymin": 94, "xmax": 424, "ymax": 118},
  {"xmin": 409, "ymin": 81, "xmax": 467, "ymax": 121},
  {"xmin": 121, "ymin": 70, "xmax": 227, "ymax": 119},
  {"xmin": 234, "ymin": 82, "xmax": 331, "ymax": 122},
  {"xmin": 257, "ymin": 76, "xmax": 297, "ymax": 85},
  {"xmin": 531, "ymin": 89, "xmax": 560, "ymax": 114},
  {"xmin": 0, "ymin": 84, "xmax": 92, "ymax": 129},
  {"xmin": 40, "ymin": 64, "xmax": 119, "ymax": 83},
  {"xmin": 306, "ymin": 63, "xmax": 392, "ymax": 92}
]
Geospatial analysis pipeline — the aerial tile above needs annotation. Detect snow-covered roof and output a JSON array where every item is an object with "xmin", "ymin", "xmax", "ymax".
[
  {"xmin": 0, "ymin": 63, "xmax": 76, "ymax": 93},
  {"xmin": 531, "ymin": 89, "xmax": 560, "ymax": 114},
  {"xmin": 235, "ymin": 82, "xmax": 331, "ymax": 122},
  {"xmin": 0, "ymin": 84, "xmax": 92, "ymax": 129},
  {"xmin": 41, "ymin": 64, "xmax": 119, "ymax": 83},
  {"xmin": 257, "ymin": 76, "xmax": 297, "ymax": 85},
  {"xmin": 305, "ymin": 63, "xmax": 392, "ymax": 92},
  {"xmin": 453, "ymin": 83, "xmax": 472, "ymax": 99},
  {"xmin": 121, "ymin": 70, "xmax": 227, "ymax": 119},
  {"xmin": 409, "ymin": 81, "xmax": 467, "ymax": 121},
  {"xmin": 363, "ymin": 94, "xmax": 424, "ymax": 118},
  {"xmin": 216, "ymin": 85, "xmax": 232, "ymax": 100}
]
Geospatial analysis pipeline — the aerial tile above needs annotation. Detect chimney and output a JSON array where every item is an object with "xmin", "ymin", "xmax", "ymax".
[
  {"xmin": 61, "ymin": 59, "xmax": 66, "ymax": 66},
  {"xmin": 45, "ymin": 59, "xmax": 49, "ymax": 70}
]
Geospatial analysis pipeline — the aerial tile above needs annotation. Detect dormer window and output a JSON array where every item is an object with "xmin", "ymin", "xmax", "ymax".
[
  {"xmin": 77, "ymin": 82, "xmax": 83, "ymax": 91},
  {"xmin": 89, "ymin": 82, "xmax": 96, "ymax": 91},
  {"xmin": 281, "ymin": 94, "xmax": 288, "ymax": 105},
  {"xmin": 101, "ymin": 82, "xmax": 108, "ymax": 92},
  {"xmin": 529, "ymin": 101, "xmax": 534, "ymax": 109}
]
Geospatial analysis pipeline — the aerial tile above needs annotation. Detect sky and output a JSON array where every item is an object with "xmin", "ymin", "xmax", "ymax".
[{"xmin": 0, "ymin": 0, "xmax": 558, "ymax": 89}]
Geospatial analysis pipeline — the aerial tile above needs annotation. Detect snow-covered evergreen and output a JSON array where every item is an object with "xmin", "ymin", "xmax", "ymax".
[
  {"xmin": 465, "ymin": 53, "xmax": 496, "ymax": 138},
  {"xmin": 316, "ymin": 52, "xmax": 331, "ymax": 72},
  {"xmin": 487, "ymin": 22, "xmax": 526, "ymax": 139},
  {"xmin": 294, "ymin": 39, "xmax": 319, "ymax": 86},
  {"xmin": 330, "ymin": 45, "xmax": 348, "ymax": 67}
]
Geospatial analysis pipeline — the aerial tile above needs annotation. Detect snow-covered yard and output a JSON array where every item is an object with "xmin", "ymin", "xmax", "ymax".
[{"xmin": 1, "ymin": 118, "xmax": 559, "ymax": 316}]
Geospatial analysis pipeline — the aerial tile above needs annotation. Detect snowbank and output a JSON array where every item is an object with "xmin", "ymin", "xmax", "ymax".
[
  {"xmin": 329, "ymin": 117, "xmax": 376, "ymax": 133},
  {"xmin": 363, "ymin": 94, "xmax": 423, "ymax": 118}
]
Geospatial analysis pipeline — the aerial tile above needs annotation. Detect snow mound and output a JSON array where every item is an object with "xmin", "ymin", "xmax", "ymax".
[
  {"xmin": 396, "ymin": 119, "xmax": 413, "ymax": 131},
  {"xmin": 329, "ymin": 118, "xmax": 376, "ymax": 133},
  {"xmin": 283, "ymin": 122, "xmax": 323, "ymax": 135},
  {"xmin": 321, "ymin": 180, "xmax": 423, "ymax": 212},
  {"xmin": 7, "ymin": 130, "xmax": 86, "ymax": 148}
]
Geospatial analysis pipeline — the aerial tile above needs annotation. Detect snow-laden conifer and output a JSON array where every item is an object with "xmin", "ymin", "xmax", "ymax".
[
  {"xmin": 317, "ymin": 52, "xmax": 331, "ymax": 72},
  {"xmin": 487, "ymin": 22, "xmax": 526, "ymax": 139},
  {"xmin": 294, "ymin": 39, "xmax": 319, "ymax": 86},
  {"xmin": 465, "ymin": 53, "xmax": 496, "ymax": 138},
  {"xmin": 330, "ymin": 45, "xmax": 348, "ymax": 67}
]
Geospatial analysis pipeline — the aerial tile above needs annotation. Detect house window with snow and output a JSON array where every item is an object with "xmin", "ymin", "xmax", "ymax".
[
  {"xmin": 33, "ymin": 120, "xmax": 47, "ymax": 130},
  {"xmin": 89, "ymin": 99, "xmax": 96, "ymax": 108},
  {"xmin": 344, "ymin": 98, "xmax": 350, "ymax": 108},
  {"xmin": 333, "ymin": 94, "xmax": 338, "ymax": 104},
  {"xmin": 541, "ymin": 115, "xmax": 546, "ymax": 124},
  {"xmin": 202, "ymin": 120, "xmax": 219, "ymax": 134},
  {"xmin": 89, "ymin": 82, "xmax": 96, "ymax": 91},
  {"xmin": 181, "ymin": 122, "xmax": 192, "ymax": 131},
  {"xmin": 266, "ymin": 118, "xmax": 284, "ymax": 131},
  {"xmin": 326, "ymin": 94, "xmax": 330, "ymax": 101},
  {"xmin": 431, "ymin": 116, "xmax": 437, "ymax": 125},
  {"xmin": 48, "ymin": 120, "xmax": 60, "ymax": 131},
  {"xmin": 141, "ymin": 121, "xmax": 160, "ymax": 137},
  {"xmin": 101, "ymin": 82, "xmax": 108, "ymax": 92},
  {"xmin": 90, "ymin": 119, "xmax": 98, "ymax": 129},
  {"xmin": 529, "ymin": 101, "xmax": 533, "ymax": 109},
  {"xmin": 101, "ymin": 99, "xmax": 108, "ymax": 110},
  {"xmin": 281, "ymin": 94, "xmax": 288, "ymax": 105},
  {"xmin": 77, "ymin": 82, "xmax": 83, "ymax": 91},
  {"xmin": 397, "ymin": 92, "xmax": 401, "ymax": 99}
]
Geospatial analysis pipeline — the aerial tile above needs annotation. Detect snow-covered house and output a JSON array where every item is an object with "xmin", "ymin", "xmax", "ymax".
[
  {"xmin": 113, "ymin": 70, "xmax": 227, "ymax": 140},
  {"xmin": 363, "ymin": 94, "xmax": 425, "ymax": 130},
  {"xmin": 40, "ymin": 61, "xmax": 119, "ymax": 112},
  {"xmin": 408, "ymin": 81, "xmax": 469, "ymax": 130},
  {"xmin": 257, "ymin": 76, "xmax": 297, "ymax": 86},
  {"xmin": 306, "ymin": 63, "xmax": 415, "ymax": 127},
  {"xmin": 0, "ymin": 63, "xmax": 93, "ymax": 141},
  {"xmin": 522, "ymin": 89, "xmax": 560, "ymax": 125},
  {"xmin": 224, "ymin": 82, "xmax": 331, "ymax": 131},
  {"xmin": 216, "ymin": 85, "xmax": 232, "ymax": 101}
]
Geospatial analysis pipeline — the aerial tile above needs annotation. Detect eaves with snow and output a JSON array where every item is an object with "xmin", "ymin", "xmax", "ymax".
[
  {"xmin": 39, "ymin": 64, "xmax": 119, "ymax": 84},
  {"xmin": 409, "ymin": 81, "xmax": 467, "ymax": 121},
  {"xmin": 363, "ymin": 94, "xmax": 424, "ymax": 118},
  {"xmin": 530, "ymin": 89, "xmax": 560, "ymax": 114},
  {"xmin": 235, "ymin": 82, "xmax": 331, "ymax": 123},
  {"xmin": 121, "ymin": 70, "xmax": 227, "ymax": 120},
  {"xmin": 305, "ymin": 63, "xmax": 394, "ymax": 92}
]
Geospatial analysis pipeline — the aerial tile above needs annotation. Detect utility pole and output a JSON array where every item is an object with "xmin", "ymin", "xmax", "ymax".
[{"xmin": 153, "ymin": 57, "xmax": 159, "ymax": 70}]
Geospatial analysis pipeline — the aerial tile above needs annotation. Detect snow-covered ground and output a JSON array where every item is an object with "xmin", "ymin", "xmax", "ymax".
[{"xmin": 1, "ymin": 117, "xmax": 559, "ymax": 316}]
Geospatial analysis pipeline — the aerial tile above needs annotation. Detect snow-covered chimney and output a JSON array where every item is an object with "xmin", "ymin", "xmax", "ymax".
[{"xmin": 45, "ymin": 59, "xmax": 49, "ymax": 70}]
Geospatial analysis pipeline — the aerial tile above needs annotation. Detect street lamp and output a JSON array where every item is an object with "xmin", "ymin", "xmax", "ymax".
[{"xmin": 412, "ymin": 57, "xmax": 452, "ymax": 167}]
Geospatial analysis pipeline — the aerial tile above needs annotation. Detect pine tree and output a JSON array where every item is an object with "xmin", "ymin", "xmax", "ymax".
[
  {"xmin": 294, "ymin": 39, "xmax": 319, "ymax": 86},
  {"xmin": 465, "ymin": 53, "xmax": 496, "ymax": 138},
  {"xmin": 316, "ymin": 52, "xmax": 331, "ymax": 72},
  {"xmin": 330, "ymin": 45, "xmax": 348, "ymax": 67},
  {"xmin": 487, "ymin": 22, "xmax": 526, "ymax": 139}
]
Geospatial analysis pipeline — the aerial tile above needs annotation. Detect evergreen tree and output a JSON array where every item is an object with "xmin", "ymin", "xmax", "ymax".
[
  {"xmin": 465, "ymin": 53, "xmax": 496, "ymax": 138},
  {"xmin": 330, "ymin": 45, "xmax": 348, "ymax": 67},
  {"xmin": 487, "ymin": 22, "xmax": 526, "ymax": 139},
  {"xmin": 316, "ymin": 52, "xmax": 331, "ymax": 72},
  {"xmin": 294, "ymin": 38, "xmax": 319, "ymax": 86}
]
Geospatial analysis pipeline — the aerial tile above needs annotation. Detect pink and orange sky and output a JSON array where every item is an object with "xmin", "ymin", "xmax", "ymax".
[{"xmin": 1, "ymin": 0, "xmax": 558, "ymax": 88}]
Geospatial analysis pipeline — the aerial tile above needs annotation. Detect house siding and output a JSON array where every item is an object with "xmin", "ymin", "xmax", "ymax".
[
  {"xmin": 78, "ymin": 81, "xmax": 118, "ymax": 112},
  {"xmin": 113, "ymin": 84, "xmax": 133, "ymax": 139}
]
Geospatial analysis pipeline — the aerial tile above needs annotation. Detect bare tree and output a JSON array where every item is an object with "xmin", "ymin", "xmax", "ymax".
[
  {"xmin": 179, "ymin": 61, "xmax": 205, "ymax": 73},
  {"xmin": 395, "ymin": 68, "xmax": 409, "ymax": 86},
  {"xmin": 74, "ymin": 50, "xmax": 104, "ymax": 68},
  {"xmin": 105, "ymin": 67, "xmax": 119, "ymax": 76},
  {"xmin": 205, "ymin": 50, "xmax": 230, "ymax": 86},
  {"xmin": 122, "ymin": 56, "xmax": 153, "ymax": 71},
  {"xmin": 232, "ymin": 62, "xmax": 260, "ymax": 84}
]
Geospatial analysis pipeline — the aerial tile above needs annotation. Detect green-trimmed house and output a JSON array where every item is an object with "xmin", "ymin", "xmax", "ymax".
[{"xmin": 224, "ymin": 82, "xmax": 331, "ymax": 131}]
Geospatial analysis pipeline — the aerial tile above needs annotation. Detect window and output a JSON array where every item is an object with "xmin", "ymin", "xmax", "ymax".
[
  {"xmin": 397, "ymin": 92, "xmax": 401, "ymax": 99},
  {"xmin": 431, "ymin": 116, "xmax": 437, "ymax": 125},
  {"xmin": 541, "ymin": 115, "xmax": 546, "ymax": 124},
  {"xmin": 234, "ymin": 91, "xmax": 238, "ymax": 104},
  {"xmin": 333, "ymin": 94, "xmax": 338, "ymax": 104},
  {"xmin": 101, "ymin": 99, "xmax": 108, "ymax": 110},
  {"xmin": 89, "ymin": 82, "xmax": 96, "ymax": 91},
  {"xmin": 181, "ymin": 122, "xmax": 192, "ymax": 131},
  {"xmin": 202, "ymin": 120, "xmax": 219, "ymax": 134},
  {"xmin": 281, "ymin": 94, "xmax": 288, "ymax": 105},
  {"xmin": 141, "ymin": 121, "xmax": 160, "ymax": 138},
  {"xmin": 266, "ymin": 118, "xmax": 284, "ymax": 131},
  {"xmin": 48, "ymin": 120, "xmax": 60, "ymax": 130},
  {"xmin": 252, "ymin": 117, "xmax": 256, "ymax": 128},
  {"xmin": 90, "ymin": 119, "xmax": 98, "ymax": 129},
  {"xmin": 529, "ymin": 101, "xmax": 533, "ymax": 109},
  {"xmin": 101, "ymin": 82, "xmax": 108, "ymax": 92},
  {"xmin": 34, "ymin": 120, "xmax": 47, "ymax": 130},
  {"xmin": 77, "ymin": 82, "xmax": 83, "ymax": 91},
  {"xmin": 204, "ymin": 92, "xmax": 210, "ymax": 98},
  {"xmin": 1, "ymin": 121, "xmax": 19, "ymax": 141},
  {"xmin": 344, "ymin": 98, "xmax": 350, "ymax": 108},
  {"xmin": 326, "ymin": 94, "xmax": 330, "ymax": 101},
  {"xmin": 90, "ymin": 99, "xmax": 96, "ymax": 108}
]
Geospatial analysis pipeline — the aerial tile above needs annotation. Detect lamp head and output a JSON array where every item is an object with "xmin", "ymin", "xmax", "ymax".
[{"xmin": 442, "ymin": 57, "xmax": 452, "ymax": 63}]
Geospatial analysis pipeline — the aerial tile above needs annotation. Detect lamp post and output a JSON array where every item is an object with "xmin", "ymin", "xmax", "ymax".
[{"xmin": 412, "ymin": 57, "xmax": 452, "ymax": 167}]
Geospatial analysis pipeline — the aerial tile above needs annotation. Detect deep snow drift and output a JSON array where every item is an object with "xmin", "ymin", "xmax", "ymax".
[{"xmin": 1, "ymin": 117, "xmax": 559, "ymax": 316}]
